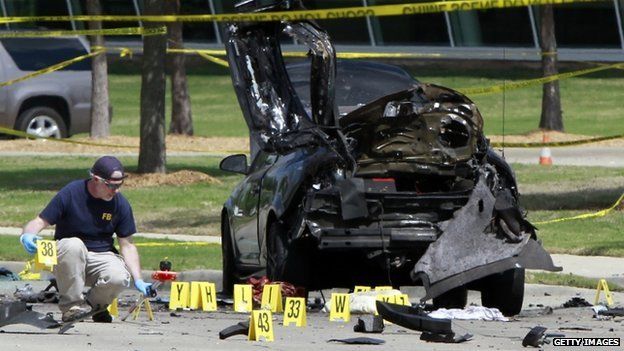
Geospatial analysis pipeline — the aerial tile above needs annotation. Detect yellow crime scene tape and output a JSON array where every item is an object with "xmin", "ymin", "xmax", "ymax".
[
  {"xmin": 534, "ymin": 192, "xmax": 624, "ymax": 225},
  {"xmin": 0, "ymin": 0, "xmax": 608, "ymax": 24},
  {"xmin": 0, "ymin": 125, "xmax": 134, "ymax": 148},
  {"xmin": 168, "ymin": 48, "xmax": 442, "ymax": 64},
  {"xmin": 96, "ymin": 46, "xmax": 135, "ymax": 58},
  {"xmin": 1, "ymin": 44, "xmax": 620, "ymax": 151},
  {"xmin": 0, "ymin": 125, "xmax": 241, "ymax": 155},
  {"xmin": 167, "ymin": 48, "xmax": 624, "ymax": 99},
  {"xmin": 196, "ymin": 51, "xmax": 230, "ymax": 67},
  {"xmin": 491, "ymin": 134, "xmax": 624, "ymax": 148},
  {"xmin": 0, "ymin": 48, "xmax": 105, "ymax": 88},
  {"xmin": 0, "ymin": 26, "xmax": 166, "ymax": 38},
  {"xmin": 459, "ymin": 62, "xmax": 624, "ymax": 96}
]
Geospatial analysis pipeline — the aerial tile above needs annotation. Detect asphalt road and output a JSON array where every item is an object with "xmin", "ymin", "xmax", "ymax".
[
  {"xmin": 1, "ymin": 146, "xmax": 623, "ymax": 167},
  {"xmin": 0, "ymin": 282, "xmax": 621, "ymax": 351},
  {"xmin": 494, "ymin": 147, "xmax": 624, "ymax": 167}
]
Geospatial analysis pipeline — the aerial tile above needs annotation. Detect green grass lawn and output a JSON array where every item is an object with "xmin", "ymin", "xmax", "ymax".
[
  {"xmin": 1, "ymin": 155, "xmax": 622, "ymax": 259},
  {"xmin": 0, "ymin": 235, "xmax": 221, "ymax": 271},
  {"xmin": 411, "ymin": 65, "xmax": 624, "ymax": 136},
  {"xmin": 0, "ymin": 155, "xmax": 243, "ymax": 236},
  {"xmin": 75, "ymin": 61, "xmax": 624, "ymax": 140},
  {"xmin": 2, "ymin": 60, "xmax": 623, "ymax": 276},
  {"xmin": 511, "ymin": 164, "xmax": 624, "ymax": 256},
  {"xmin": 526, "ymin": 272, "xmax": 623, "ymax": 292}
]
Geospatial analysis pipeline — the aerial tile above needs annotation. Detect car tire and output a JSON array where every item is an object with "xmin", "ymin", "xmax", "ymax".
[
  {"xmin": 481, "ymin": 268, "xmax": 525, "ymax": 316},
  {"xmin": 221, "ymin": 217, "xmax": 236, "ymax": 296},
  {"xmin": 267, "ymin": 220, "xmax": 309, "ymax": 286},
  {"xmin": 267, "ymin": 221, "xmax": 288, "ymax": 281},
  {"xmin": 432, "ymin": 286, "xmax": 468, "ymax": 310},
  {"xmin": 16, "ymin": 107, "xmax": 68, "ymax": 138}
]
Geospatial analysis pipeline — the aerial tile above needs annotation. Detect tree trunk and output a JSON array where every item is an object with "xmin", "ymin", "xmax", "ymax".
[
  {"xmin": 167, "ymin": 0, "xmax": 193, "ymax": 135},
  {"xmin": 86, "ymin": 0, "xmax": 110, "ymax": 138},
  {"xmin": 538, "ymin": 5, "xmax": 564, "ymax": 131},
  {"xmin": 138, "ymin": 0, "xmax": 167, "ymax": 174}
]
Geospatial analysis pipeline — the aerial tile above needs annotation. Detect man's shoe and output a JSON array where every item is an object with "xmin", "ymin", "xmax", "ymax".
[
  {"xmin": 92, "ymin": 309, "xmax": 113, "ymax": 323},
  {"xmin": 61, "ymin": 304, "xmax": 91, "ymax": 323}
]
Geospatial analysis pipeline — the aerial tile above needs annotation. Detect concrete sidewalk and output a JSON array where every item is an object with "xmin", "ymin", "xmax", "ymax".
[{"xmin": 0, "ymin": 226, "xmax": 220, "ymax": 243}]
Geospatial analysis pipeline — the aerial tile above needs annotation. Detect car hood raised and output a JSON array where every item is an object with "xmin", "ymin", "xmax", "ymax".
[{"xmin": 224, "ymin": 10, "xmax": 338, "ymax": 154}]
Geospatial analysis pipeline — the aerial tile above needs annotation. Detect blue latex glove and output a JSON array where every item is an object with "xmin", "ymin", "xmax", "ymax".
[
  {"xmin": 19, "ymin": 233, "xmax": 42, "ymax": 254},
  {"xmin": 134, "ymin": 279, "xmax": 152, "ymax": 296}
]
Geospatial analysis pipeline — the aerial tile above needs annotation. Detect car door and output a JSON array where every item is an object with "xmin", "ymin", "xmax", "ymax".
[{"xmin": 230, "ymin": 151, "xmax": 277, "ymax": 265}]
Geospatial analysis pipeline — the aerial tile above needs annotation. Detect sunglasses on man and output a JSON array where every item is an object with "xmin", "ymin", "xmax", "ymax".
[{"xmin": 92, "ymin": 174, "xmax": 124, "ymax": 190}]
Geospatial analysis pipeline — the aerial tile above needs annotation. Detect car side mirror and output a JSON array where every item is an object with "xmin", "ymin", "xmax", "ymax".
[{"xmin": 220, "ymin": 154, "xmax": 248, "ymax": 174}]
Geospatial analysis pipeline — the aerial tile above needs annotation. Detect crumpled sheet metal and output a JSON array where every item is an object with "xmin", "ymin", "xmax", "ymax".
[
  {"xmin": 376, "ymin": 301, "xmax": 471, "ymax": 344},
  {"xmin": 412, "ymin": 178, "xmax": 561, "ymax": 300},
  {"xmin": 0, "ymin": 301, "xmax": 59, "ymax": 329}
]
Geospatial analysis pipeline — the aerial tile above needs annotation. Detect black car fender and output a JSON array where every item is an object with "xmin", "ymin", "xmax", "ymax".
[{"xmin": 486, "ymin": 148, "xmax": 519, "ymax": 196}]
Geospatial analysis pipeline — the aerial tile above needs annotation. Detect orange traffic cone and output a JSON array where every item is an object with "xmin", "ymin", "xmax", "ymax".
[{"xmin": 539, "ymin": 132, "xmax": 553, "ymax": 165}]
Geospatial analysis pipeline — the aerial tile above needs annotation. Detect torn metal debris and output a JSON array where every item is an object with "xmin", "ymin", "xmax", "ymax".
[
  {"xmin": 375, "ymin": 301, "xmax": 452, "ymax": 335},
  {"xmin": 0, "ymin": 301, "xmax": 59, "ymax": 329},
  {"xmin": 522, "ymin": 326, "xmax": 548, "ymax": 347},
  {"xmin": 375, "ymin": 301, "xmax": 471, "ymax": 343},
  {"xmin": 328, "ymin": 337, "xmax": 385, "ymax": 345},
  {"xmin": 219, "ymin": 321, "xmax": 250, "ymax": 340},
  {"xmin": 353, "ymin": 315, "xmax": 384, "ymax": 333}
]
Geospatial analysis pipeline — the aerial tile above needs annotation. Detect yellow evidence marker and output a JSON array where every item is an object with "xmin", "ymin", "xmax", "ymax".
[
  {"xmin": 395, "ymin": 293, "xmax": 411, "ymax": 306},
  {"xmin": 107, "ymin": 298, "xmax": 119, "ymax": 318},
  {"xmin": 169, "ymin": 282, "xmax": 190, "ymax": 310},
  {"xmin": 353, "ymin": 286, "xmax": 371, "ymax": 293},
  {"xmin": 595, "ymin": 279, "xmax": 614, "ymax": 307},
  {"xmin": 374, "ymin": 286, "xmax": 392, "ymax": 291},
  {"xmin": 261, "ymin": 284, "xmax": 283, "ymax": 313},
  {"xmin": 35, "ymin": 239, "xmax": 57, "ymax": 271},
  {"xmin": 329, "ymin": 293, "xmax": 350, "ymax": 322},
  {"xmin": 374, "ymin": 294, "xmax": 395, "ymax": 319},
  {"xmin": 249, "ymin": 310, "xmax": 274, "ymax": 342},
  {"xmin": 190, "ymin": 282, "xmax": 217, "ymax": 311},
  {"xmin": 132, "ymin": 298, "xmax": 154, "ymax": 321},
  {"xmin": 234, "ymin": 284, "xmax": 253, "ymax": 313},
  {"xmin": 283, "ymin": 297, "xmax": 306, "ymax": 327},
  {"xmin": 200, "ymin": 282, "xmax": 218, "ymax": 311}
]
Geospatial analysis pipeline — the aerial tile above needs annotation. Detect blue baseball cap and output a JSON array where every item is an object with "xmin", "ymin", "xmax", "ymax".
[{"xmin": 90, "ymin": 156, "xmax": 126, "ymax": 180}]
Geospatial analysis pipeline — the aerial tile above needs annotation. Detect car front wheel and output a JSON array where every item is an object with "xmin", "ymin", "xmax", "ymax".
[
  {"xmin": 16, "ymin": 107, "xmax": 68, "ymax": 138},
  {"xmin": 481, "ymin": 268, "xmax": 525, "ymax": 316},
  {"xmin": 267, "ymin": 221, "xmax": 288, "ymax": 281},
  {"xmin": 433, "ymin": 286, "xmax": 468, "ymax": 310},
  {"xmin": 221, "ymin": 218, "xmax": 236, "ymax": 295},
  {"xmin": 266, "ymin": 220, "xmax": 310, "ymax": 287}
]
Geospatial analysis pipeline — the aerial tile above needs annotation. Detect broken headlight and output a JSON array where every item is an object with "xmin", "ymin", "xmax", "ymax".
[{"xmin": 438, "ymin": 115, "xmax": 470, "ymax": 148}]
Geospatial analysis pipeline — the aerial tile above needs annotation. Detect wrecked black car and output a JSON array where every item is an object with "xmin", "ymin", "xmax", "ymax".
[{"xmin": 219, "ymin": 0, "xmax": 560, "ymax": 316}]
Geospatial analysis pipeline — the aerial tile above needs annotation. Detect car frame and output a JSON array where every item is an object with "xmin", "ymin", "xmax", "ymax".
[{"xmin": 219, "ymin": 0, "xmax": 561, "ymax": 316}]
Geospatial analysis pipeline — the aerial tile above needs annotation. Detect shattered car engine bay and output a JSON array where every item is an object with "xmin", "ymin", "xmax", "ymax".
[{"xmin": 219, "ymin": 0, "xmax": 561, "ymax": 316}]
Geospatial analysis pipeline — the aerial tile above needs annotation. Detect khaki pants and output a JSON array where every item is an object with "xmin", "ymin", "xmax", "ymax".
[{"xmin": 53, "ymin": 237, "xmax": 131, "ymax": 313}]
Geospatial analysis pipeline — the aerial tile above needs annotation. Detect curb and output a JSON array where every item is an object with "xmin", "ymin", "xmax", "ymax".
[{"xmin": 0, "ymin": 226, "xmax": 221, "ymax": 244}]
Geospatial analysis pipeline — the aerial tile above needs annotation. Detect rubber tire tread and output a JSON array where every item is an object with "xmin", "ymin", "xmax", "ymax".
[{"xmin": 16, "ymin": 106, "xmax": 68, "ymax": 138}]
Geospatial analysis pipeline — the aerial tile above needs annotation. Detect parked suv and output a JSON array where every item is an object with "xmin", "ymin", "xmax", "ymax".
[{"xmin": 0, "ymin": 36, "xmax": 92, "ymax": 138}]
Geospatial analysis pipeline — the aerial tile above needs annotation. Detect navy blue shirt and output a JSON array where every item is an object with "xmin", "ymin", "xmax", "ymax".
[{"xmin": 40, "ymin": 179, "xmax": 136, "ymax": 252}]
